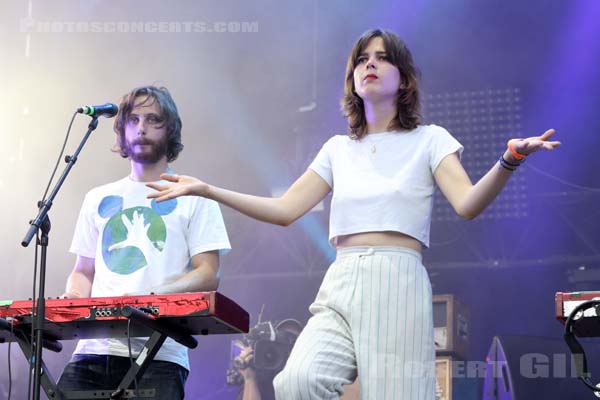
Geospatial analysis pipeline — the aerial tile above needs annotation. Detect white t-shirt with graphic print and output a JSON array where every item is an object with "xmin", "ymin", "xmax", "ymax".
[{"xmin": 69, "ymin": 176, "xmax": 231, "ymax": 370}]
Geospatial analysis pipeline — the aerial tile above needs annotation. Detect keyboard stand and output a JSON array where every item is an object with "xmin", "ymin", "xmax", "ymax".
[{"xmin": 1, "ymin": 305, "xmax": 198, "ymax": 399}]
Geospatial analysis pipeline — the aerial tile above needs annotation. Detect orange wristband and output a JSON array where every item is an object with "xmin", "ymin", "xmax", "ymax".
[{"xmin": 507, "ymin": 140, "xmax": 527, "ymax": 160}]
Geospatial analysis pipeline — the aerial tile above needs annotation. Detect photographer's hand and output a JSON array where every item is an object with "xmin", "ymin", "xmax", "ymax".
[
  {"xmin": 238, "ymin": 347, "xmax": 262, "ymax": 400},
  {"xmin": 238, "ymin": 347, "xmax": 256, "ymax": 381}
]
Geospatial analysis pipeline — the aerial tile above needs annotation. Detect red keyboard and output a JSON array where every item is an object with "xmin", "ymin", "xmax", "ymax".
[{"xmin": 0, "ymin": 291, "xmax": 249, "ymax": 342}]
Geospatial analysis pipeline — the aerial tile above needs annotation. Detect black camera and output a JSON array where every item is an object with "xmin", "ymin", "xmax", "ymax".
[{"xmin": 226, "ymin": 319, "xmax": 301, "ymax": 386}]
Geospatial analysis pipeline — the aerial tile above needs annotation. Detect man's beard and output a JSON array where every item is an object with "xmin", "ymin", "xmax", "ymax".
[{"xmin": 125, "ymin": 135, "xmax": 169, "ymax": 164}]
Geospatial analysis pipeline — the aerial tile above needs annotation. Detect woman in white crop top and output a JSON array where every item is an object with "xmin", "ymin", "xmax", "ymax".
[{"xmin": 148, "ymin": 29, "xmax": 559, "ymax": 400}]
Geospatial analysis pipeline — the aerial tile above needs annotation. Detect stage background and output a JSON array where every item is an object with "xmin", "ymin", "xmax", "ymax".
[{"xmin": 1, "ymin": 1, "xmax": 599, "ymax": 398}]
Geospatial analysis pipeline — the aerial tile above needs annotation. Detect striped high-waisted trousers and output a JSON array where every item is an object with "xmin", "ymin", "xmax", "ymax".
[{"xmin": 273, "ymin": 246, "xmax": 435, "ymax": 400}]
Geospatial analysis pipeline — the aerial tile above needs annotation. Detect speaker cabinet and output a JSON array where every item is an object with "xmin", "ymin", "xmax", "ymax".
[
  {"xmin": 435, "ymin": 356, "xmax": 478, "ymax": 400},
  {"xmin": 433, "ymin": 294, "xmax": 470, "ymax": 359}
]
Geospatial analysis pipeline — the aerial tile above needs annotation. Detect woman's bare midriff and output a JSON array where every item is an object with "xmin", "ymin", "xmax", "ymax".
[{"xmin": 335, "ymin": 231, "xmax": 422, "ymax": 253}]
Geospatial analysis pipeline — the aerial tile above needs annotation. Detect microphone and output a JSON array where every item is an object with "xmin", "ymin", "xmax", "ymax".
[{"xmin": 77, "ymin": 103, "xmax": 118, "ymax": 118}]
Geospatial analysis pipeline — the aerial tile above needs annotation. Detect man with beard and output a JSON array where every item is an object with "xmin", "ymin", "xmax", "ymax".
[{"xmin": 57, "ymin": 86, "xmax": 231, "ymax": 399}]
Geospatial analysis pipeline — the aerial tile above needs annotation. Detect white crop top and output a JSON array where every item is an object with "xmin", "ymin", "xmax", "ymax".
[{"xmin": 308, "ymin": 124, "xmax": 463, "ymax": 248}]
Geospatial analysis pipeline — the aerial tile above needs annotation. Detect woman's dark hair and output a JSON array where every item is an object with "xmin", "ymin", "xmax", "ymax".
[{"xmin": 341, "ymin": 28, "xmax": 421, "ymax": 139}]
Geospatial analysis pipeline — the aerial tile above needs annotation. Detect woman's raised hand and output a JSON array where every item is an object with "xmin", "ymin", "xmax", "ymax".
[{"xmin": 146, "ymin": 173, "xmax": 210, "ymax": 202}]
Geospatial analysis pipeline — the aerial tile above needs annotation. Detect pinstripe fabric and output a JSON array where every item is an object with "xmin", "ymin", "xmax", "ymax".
[{"xmin": 273, "ymin": 247, "xmax": 435, "ymax": 400}]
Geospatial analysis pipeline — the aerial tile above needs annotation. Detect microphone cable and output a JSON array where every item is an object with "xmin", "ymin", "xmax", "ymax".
[
  {"xmin": 27, "ymin": 111, "xmax": 77, "ymax": 400},
  {"xmin": 6, "ymin": 314, "xmax": 14, "ymax": 400},
  {"xmin": 26, "ymin": 237, "xmax": 43, "ymax": 400},
  {"xmin": 40, "ymin": 111, "xmax": 78, "ymax": 203}
]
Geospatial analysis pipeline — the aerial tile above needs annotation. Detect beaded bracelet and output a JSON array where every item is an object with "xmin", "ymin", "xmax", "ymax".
[{"xmin": 498, "ymin": 155, "xmax": 521, "ymax": 172}]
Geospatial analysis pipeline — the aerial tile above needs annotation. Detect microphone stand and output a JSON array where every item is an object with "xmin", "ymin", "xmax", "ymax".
[{"xmin": 21, "ymin": 116, "xmax": 99, "ymax": 400}]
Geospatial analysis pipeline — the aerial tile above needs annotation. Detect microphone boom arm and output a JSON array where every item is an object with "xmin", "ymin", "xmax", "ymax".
[{"xmin": 22, "ymin": 116, "xmax": 99, "ymax": 246}]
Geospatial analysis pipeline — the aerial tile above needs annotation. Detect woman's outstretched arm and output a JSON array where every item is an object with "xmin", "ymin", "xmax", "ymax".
[
  {"xmin": 435, "ymin": 128, "xmax": 560, "ymax": 220},
  {"xmin": 147, "ymin": 169, "xmax": 331, "ymax": 226}
]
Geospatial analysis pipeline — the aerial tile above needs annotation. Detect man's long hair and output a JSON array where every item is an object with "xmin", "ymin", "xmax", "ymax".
[
  {"xmin": 113, "ymin": 85, "xmax": 183, "ymax": 162},
  {"xmin": 341, "ymin": 28, "xmax": 421, "ymax": 139}
]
